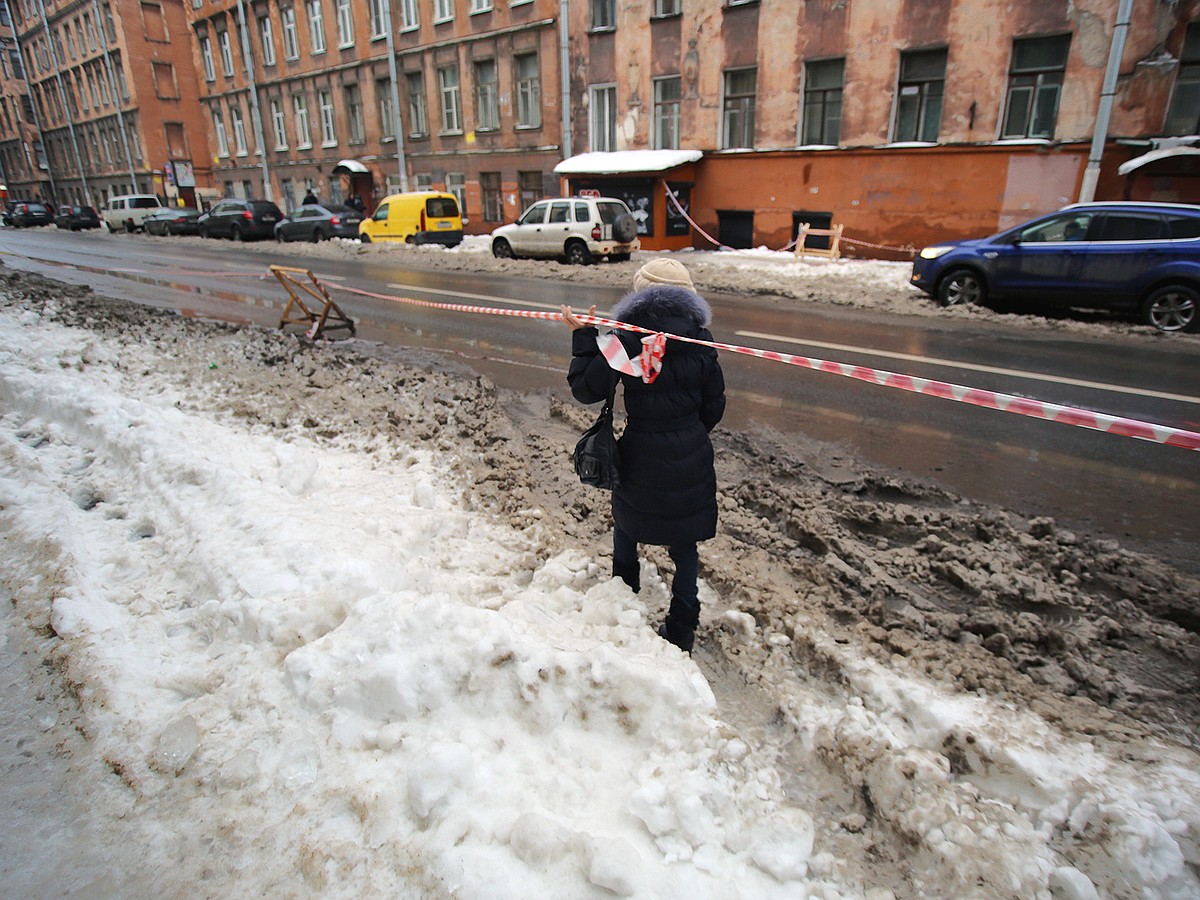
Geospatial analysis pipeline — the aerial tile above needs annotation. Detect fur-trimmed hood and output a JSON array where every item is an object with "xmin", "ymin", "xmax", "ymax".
[{"xmin": 611, "ymin": 285, "xmax": 713, "ymax": 333}]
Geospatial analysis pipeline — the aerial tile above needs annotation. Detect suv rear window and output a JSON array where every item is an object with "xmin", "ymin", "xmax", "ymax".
[
  {"xmin": 595, "ymin": 202, "xmax": 626, "ymax": 225},
  {"xmin": 1094, "ymin": 214, "xmax": 1165, "ymax": 242},
  {"xmin": 131, "ymin": 197, "xmax": 160, "ymax": 208},
  {"xmin": 425, "ymin": 197, "xmax": 459, "ymax": 218},
  {"xmin": 1166, "ymin": 214, "xmax": 1200, "ymax": 239}
]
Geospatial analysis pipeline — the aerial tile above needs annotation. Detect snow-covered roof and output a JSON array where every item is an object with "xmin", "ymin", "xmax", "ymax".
[
  {"xmin": 1118, "ymin": 145, "xmax": 1200, "ymax": 176},
  {"xmin": 554, "ymin": 150, "xmax": 703, "ymax": 175}
]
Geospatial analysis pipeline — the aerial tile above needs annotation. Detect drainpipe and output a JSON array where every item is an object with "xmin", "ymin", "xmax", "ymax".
[
  {"xmin": 1, "ymin": 0, "xmax": 58, "ymax": 202},
  {"xmin": 35, "ymin": 0, "xmax": 91, "ymax": 205},
  {"xmin": 383, "ymin": 1, "xmax": 407, "ymax": 192},
  {"xmin": 559, "ymin": 0, "xmax": 571, "ymax": 160},
  {"xmin": 1078, "ymin": 0, "xmax": 1133, "ymax": 203},
  {"xmin": 235, "ymin": 0, "xmax": 272, "ymax": 200},
  {"xmin": 91, "ymin": 0, "xmax": 139, "ymax": 194}
]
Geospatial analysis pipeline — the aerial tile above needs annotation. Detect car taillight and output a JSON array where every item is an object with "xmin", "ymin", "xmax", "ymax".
[
  {"xmin": 242, "ymin": 210, "xmax": 253, "ymax": 220},
  {"xmin": 592, "ymin": 225, "xmax": 601, "ymax": 240},
  {"xmin": 329, "ymin": 216, "xmax": 340, "ymax": 226},
  {"xmin": 420, "ymin": 209, "xmax": 427, "ymax": 231}
]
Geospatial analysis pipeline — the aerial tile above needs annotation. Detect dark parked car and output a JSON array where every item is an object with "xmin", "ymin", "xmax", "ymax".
[
  {"xmin": 54, "ymin": 204, "xmax": 101, "ymax": 231},
  {"xmin": 911, "ymin": 201, "xmax": 1200, "ymax": 333},
  {"xmin": 197, "ymin": 198, "xmax": 283, "ymax": 241},
  {"xmin": 275, "ymin": 203, "xmax": 364, "ymax": 242},
  {"xmin": 144, "ymin": 206, "xmax": 203, "ymax": 236},
  {"xmin": 9, "ymin": 202, "xmax": 53, "ymax": 228}
]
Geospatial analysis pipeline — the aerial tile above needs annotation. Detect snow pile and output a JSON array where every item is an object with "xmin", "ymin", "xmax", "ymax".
[{"xmin": 1, "ymin": 286, "xmax": 1198, "ymax": 897}]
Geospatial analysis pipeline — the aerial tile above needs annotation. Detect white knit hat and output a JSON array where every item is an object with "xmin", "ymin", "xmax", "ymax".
[{"xmin": 632, "ymin": 257, "xmax": 694, "ymax": 293}]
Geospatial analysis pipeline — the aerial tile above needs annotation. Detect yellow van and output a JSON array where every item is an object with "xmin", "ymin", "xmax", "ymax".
[{"xmin": 359, "ymin": 191, "xmax": 464, "ymax": 246}]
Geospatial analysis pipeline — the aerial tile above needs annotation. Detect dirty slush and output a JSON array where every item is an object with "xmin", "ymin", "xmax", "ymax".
[{"xmin": 1, "ymin": 253, "xmax": 1198, "ymax": 894}]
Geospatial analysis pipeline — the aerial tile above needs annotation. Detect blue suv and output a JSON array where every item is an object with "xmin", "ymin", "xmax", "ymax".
[{"xmin": 910, "ymin": 202, "xmax": 1200, "ymax": 332}]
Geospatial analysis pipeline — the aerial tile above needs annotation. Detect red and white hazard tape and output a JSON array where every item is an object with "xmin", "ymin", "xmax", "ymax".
[{"xmin": 327, "ymin": 281, "xmax": 1200, "ymax": 452}]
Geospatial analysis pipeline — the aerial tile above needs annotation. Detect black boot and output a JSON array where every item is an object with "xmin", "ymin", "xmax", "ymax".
[
  {"xmin": 658, "ymin": 594, "xmax": 699, "ymax": 653},
  {"xmin": 613, "ymin": 560, "xmax": 640, "ymax": 594},
  {"xmin": 657, "ymin": 619, "xmax": 694, "ymax": 654}
]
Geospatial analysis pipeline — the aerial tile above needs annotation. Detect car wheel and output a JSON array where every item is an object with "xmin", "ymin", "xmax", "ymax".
[
  {"xmin": 564, "ymin": 240, "xmax": 592, "ymax": 266},
  {"xmin": 612, "ymin": 213, "xmax": 638, "ymax": 244},
  {"xmin": 360, "ymin": 233, "xmax": 372, "ymax": 244},
  {"xmin": 231, "ymin": 226, "xmax": 243, "ymax": 242},
  {"xmin": 313, "ymin": 229, "xmax": 328, "ymax": 242},
  {"xmin": 276, "ymin": 230, "xmax": 286, "ymax": 243},
  {"xmin": 107, "ymin": 223, "xmax": 116, "ymax": 233},
  {"xmin": 492, "ymin": 238, "xmax": 514, "ymax": 259},
  {"xmin": 124, "ymin": 219, "xmax": 135, "ymax": 233},
  {"xmin": 937, "ymin": 269, "xmax": 986, "ymax": 307},
  {"xmin": 1141, "ymin": 284, "xmax": 1199, "ymax": 333}
]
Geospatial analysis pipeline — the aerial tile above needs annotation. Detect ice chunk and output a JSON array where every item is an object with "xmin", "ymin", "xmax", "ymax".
[{"xmin": 150, "ymin": 716, "xmax": 200, "ymax": 775}]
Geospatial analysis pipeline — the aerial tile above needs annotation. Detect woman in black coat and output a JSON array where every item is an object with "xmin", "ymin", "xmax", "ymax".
[{"xmin": 562, "ymin": 260, "xmax": 726, "ymax": 652}]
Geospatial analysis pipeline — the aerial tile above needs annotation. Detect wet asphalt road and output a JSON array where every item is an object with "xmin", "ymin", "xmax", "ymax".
[{"xmin": 2, "ymin": 228, "xmax": 1197, "ymax": 565}]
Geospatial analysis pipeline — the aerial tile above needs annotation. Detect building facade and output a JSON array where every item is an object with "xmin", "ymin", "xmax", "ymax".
[
  {"xmin": 1, "ymin": 0, "xmax": 50, "ymax": 202},
  {"xmin": 5, "ymin": 0, "xmax": 1200, "ymax": 253}
]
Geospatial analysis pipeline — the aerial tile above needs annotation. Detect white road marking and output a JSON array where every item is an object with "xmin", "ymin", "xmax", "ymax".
[{"xmin": 735, "ymin": 330, "xmax": 1200, "ymax": 405}]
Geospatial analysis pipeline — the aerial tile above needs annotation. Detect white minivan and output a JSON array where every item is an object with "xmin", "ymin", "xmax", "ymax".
[{"xmin": 104, "ymin": 194, "xmax": 163, "ymax": 232}]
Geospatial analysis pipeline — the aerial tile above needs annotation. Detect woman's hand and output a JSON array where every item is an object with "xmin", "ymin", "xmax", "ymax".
[{"xmin": 561, "ymin": 305, "xmax": 596, "ymax": 331}]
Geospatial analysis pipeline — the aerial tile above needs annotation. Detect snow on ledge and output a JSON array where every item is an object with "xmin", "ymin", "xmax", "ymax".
[{"xmin": 554, "ymin": 150, "xmax": 703, "ymax": 174}]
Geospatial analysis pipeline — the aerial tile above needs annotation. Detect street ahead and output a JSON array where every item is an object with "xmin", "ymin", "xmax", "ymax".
[{"xmin": 2, "ymin": 228, "xmax": 1197, "ymax": 566}]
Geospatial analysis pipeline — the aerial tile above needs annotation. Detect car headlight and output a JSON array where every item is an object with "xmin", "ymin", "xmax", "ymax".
[{"xmin": 918, "ymin": 246, "xmax": 954, "ymax": 260}]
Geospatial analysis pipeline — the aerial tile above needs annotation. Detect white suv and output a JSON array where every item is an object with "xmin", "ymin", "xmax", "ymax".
[
  {"xmin": 104, "ymin": 194, "xmax": 163, "ymax": 233},
  {"xmin": 491, "ymin": 197, "xmax": 640, "ymax": 264}
]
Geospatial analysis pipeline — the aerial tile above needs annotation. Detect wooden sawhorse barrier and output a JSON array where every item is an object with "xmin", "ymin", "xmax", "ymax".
[
  {"xmin": 271, "ymin": 265, "xmax": 356, "ymax": 340},
  {"xmin": 794, "ymin": 222, "xmax": 844, "ymax": 261}
]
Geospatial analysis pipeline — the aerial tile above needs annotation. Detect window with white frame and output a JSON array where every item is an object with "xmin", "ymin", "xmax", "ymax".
[
  {"xmin": 893, "ymin": 48, "xmax": 946, "ymax": 142},
  {"xmin": 258, "ymin": 15, "xmax": 276, "ymax": 66},
  {"xmin": 377, "ymin": 77, "xmax": 394, "ymax": 138},
  {"xmin": 438, "ymin": 65, "xmax": 461, "ymax": 132},
  {"xmin": 589, "ymin": 84, "xmax": 616, "ymax": 151},
  {"xmin": 406, "ymin": 71, "xmax": 427, "ymax": 135},
  {"xmin": 469, "ymin": 0, "xmax": 491, "ymax": 12},
  {"xmin": 400, "ymin": 0, "xmax": 418, "ymax": 29},
  {"xmin": 293, "ymin": 92, "xmax": 311, "ymax": 147},
  {"xmin": 218, "ymin": 30, "xmax": 234, "ymax": 77},
  {"xmin": 1166, "ymin": 22, "xmax": 1200, "ymax": 134},
  {"xmin": 318, "ymin": 88, "xmax": 336, "ymax": 144},
  {"xmin": 345, "ymin": 83, "xmax": 363, "ymax": 142},
  {"xmin": 281, "ymin": 7, "xmax": 299, "ymax": 59},
  {"xmin": 307, "ymin": 0, "xmax": 325, "ymax": 54},
  {"xmin": 474, "ymin": 58, "xmax": 498, "ymax": 131},
  {"xmin": 653, "ymin": 75, "xmax": 680, "ymax": 149},
  {"xmin": 434, "ymin": 0, "xmax": 453, "ymax": 23},
  {"xmin": 721, "ymin": 67, "xmax": 756, "ymax": 149},
  {"xmin": 590, "ymin": 0, "xmax": 614, "ymax": 30},
  {"xmin": 270, "ymin": 98, "xmax": 287, "ymax": 148},
  {"xmin": 212, "ymin": 110, "xmax": 229, "ymax": 156},
  {"xmin": 369, "ymin": 0, "xmax": 386, "ymax": 37},
  {"xmin": 446, "ymin": 172, "xmax": 466, "ymax": 215},
  {"xmin": 335, "ymin": 0, "xmax": 352, "ymax": 46},
  {"xmin": 1001, "ymin": 35, "xmax": 1070, "ymax": 139},
  {"xmin": 653, "ymin": 0, "xmax": 679, "ymax": 14},
  {"xmin": 199, "ymin": 35, "xmax": 215, "ymax": 81},
  {"xmin": 515, "ymin": 52, "xmax": 540, "ymax": 128},
  {"xmin": 231, "ymin": 104, "xmax": 247, "ymax": 155}
]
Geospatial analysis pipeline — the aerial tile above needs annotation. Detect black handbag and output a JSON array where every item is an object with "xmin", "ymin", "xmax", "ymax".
[{"xmin": 573, "ymin": 372, "xmax": 621, "ymax": 490}]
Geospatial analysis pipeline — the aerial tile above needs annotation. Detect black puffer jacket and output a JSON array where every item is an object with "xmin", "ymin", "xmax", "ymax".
[{"xmin": 568, "ymin": 285, "xmax": 726, "ymax": 546}]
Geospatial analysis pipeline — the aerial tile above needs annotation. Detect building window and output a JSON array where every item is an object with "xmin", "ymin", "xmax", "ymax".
[
  {"xmin": 231, "ymin": 105, "xmax": 248, "ymax": 155},
  {"xmin": 469, "ymin": 0, "xmax": 491, "ymax": 12},
  {"xmin": 1166, "ymin": 23, "xmax": 1200, "ymax": 134},
  {"xmin": 1001, "ymin": 34, "xmax": 1070, "ymax": 139},
  {"xmin": 400, "ymin": 0, "xmax": 418, "ymax": 30},
  {"xmin": 438, "ymin": 65, "xmax": 461, "ymax": 132},
  {"xmin": 345, "ymin": 83, "xmax": 364, "ymax": 142},
  {"xmin": 293, "ymin": 93, "xmax": 311, "ymax": 147},
  {"xmin": 369, "ymin": 0, "xmax": 387, "ymax": 37},
  {"xmin": 802, "ymin": 57, "xmax": 844, "ymax": 145},
  {"xmin": 307, "ymin": 0, "xmax": 326, "ymax": 54},
  {"xmin": 406, "ymin": 71, "xmax": 428, "ymax": 136},
  {"xmin": 270, "ymin": 99, "xmax": 287, "ymax": 148},
  {"xmin": 199, "ymin": 35, "xmax": 215, "ymax": 81},
  {"xmin": 481, "ymin": 171, "xmax": 502, "ymax": 222},
  {"xmin": 281, "ymin": 7, "xmax": 299, "ymax": 60},
  {"xmin": 152, "ymin": 61, "xmax": 177, "ymax": 99},
  {"xmin": 653, "ymin": 75, "xmax": 681, "ymax": 149},
  {"xmin": 213, "ymin": 111, "xmax": 229, "ymax": 156},
  {"xmin": 334, "ymin": 0, "xmax": 353, "ymax": 46},
  {"xmin": 653, "ymin": 0, "xmax": 680, "ymax": 14},
  {"xmin": 377, "ymin": 77, "xmax": 395, "ymax": 139},
  {"xmin": 589, "ymin": 84, "xmax": 616, "ymax": 151},
  {"xmin": 259, "ymin": 16, "xmax": 276, "ymax": 66},
  {"xmin": 515, "ymin": 52, "xmax": 540, "ymax": 128},
  {"xmin": 218, "ymin": 30, "xmax": 234, "ymax": 77},
  {"xmin": 590, "ymin": 0, "xmax": 614, "ymax": 31},
  {"xmin": 434, "ymin": 0, "xmax": 453, "ymax": 23},
  {"xmin": 722, "ymin": 68, "xmax": 755, "ymax": 149},
  {"xmin": 474, "ymin": 58, "xmax": 499, "ymax": 131},
  {"xmin": 447, "ymin": 172, "xmax": 465, "ymax": 214},
  {"xmin": 893, "ymin": 47, "xmax": 946, "ymax": 142},
  {"xmin": 517, "ymin": 170, "xmax": 542, "ymax": 212},
  {"xmin": 318, "ymin": 88, "xmax": 336, "ymax": 144}
]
